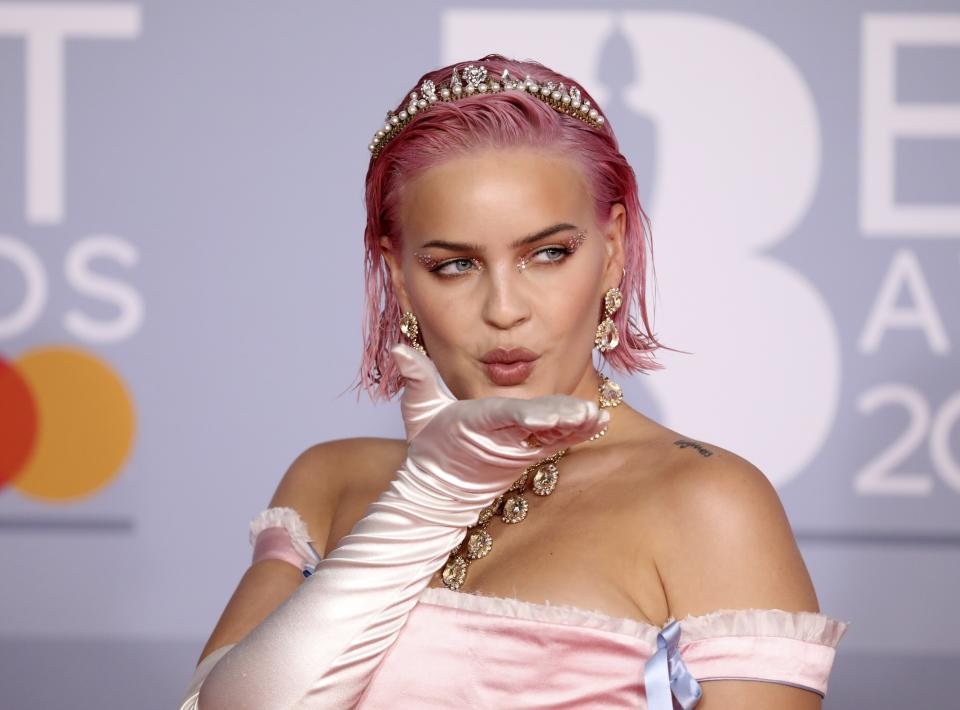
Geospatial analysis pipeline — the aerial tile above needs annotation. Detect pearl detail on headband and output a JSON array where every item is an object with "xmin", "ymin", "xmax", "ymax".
[{"xmin": 368, "ymin": 64, "xmax": 605, "ymax": 160}]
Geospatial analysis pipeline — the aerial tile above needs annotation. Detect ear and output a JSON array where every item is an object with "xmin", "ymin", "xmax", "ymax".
[
  {"xmin": 379, "ymin": 235, "xmax": 413, "ymax": 313},
  {"xmin": 602, "ymin": 203, "xmax": 627, "ymax": 289}
]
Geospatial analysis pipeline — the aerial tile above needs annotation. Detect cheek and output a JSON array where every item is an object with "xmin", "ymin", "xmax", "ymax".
[
  {"xmin": 545, "ymin": 289, "xmax": 601, "ymax": 345},
  {"xmin": 540, "ymin": 264, "xmax": 603, "ymax": 335},
  {"xmin": 407, "ymin": 278, "xmax": 467, "ymax": 347},
  {"xmin": 409, "ymin": 293, "xmax": 476, "ymax": 397}
]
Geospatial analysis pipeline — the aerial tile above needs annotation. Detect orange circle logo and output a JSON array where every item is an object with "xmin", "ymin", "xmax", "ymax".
[{"xmin": 0, "ymin": 346, "xmax": 135, "ymax": 501}]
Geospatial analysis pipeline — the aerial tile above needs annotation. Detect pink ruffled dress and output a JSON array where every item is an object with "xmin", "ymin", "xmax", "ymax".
[{"xmin": 355, "ymin": 585, "xmax": 849, "ymax": 709}]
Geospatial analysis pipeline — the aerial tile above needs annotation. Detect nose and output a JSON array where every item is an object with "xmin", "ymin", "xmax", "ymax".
[{"xmin": 480, "ymin": 264, "xmax": 532, "ymax": 331}]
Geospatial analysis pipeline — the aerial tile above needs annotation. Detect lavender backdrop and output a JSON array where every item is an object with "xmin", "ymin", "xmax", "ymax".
[{"xmin": 1, "ymin": 1, "xmax": 958, "ymax": 707}]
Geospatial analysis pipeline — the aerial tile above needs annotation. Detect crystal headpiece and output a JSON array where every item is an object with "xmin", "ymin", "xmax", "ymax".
[{"xmin": 367, "ymin": 64, "xmax": 605, "ymax": 160}]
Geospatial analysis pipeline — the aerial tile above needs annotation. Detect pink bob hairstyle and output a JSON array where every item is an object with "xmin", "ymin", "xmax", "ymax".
[{"xmin": 354, "ymin": 53, "xmax": 676, "ymax": 402}]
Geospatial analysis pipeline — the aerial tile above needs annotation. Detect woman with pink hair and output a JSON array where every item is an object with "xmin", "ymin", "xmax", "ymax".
[{"xmin": 180, "ymin": 54, "xmax": 848, "ymax": 709}]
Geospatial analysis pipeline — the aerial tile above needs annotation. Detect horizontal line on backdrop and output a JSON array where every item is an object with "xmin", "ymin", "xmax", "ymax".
[
  {"xmin": 0, "ymin": 520, "xmax": 955, "ymax": 545},
  {"xmin": 795, "ymin": 529, "xmax": 960, "ymax": 547},
  {"xmin": 0, "ymin": 516, "xmax": 135, "ymax": 532}
]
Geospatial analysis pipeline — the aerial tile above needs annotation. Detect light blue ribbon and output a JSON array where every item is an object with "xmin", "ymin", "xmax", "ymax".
[{"xmin": 644, "ymin": 620, "xmax": 703, "ymax": 709}]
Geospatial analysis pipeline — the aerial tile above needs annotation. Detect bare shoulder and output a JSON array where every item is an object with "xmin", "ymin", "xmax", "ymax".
[
  {"xmin": 640, "ymin": 432, "xmax": 820, "ymax": 620},
  {"xmin": 269, "ymin": 436, "xmax": 407, "ymax": 557}
]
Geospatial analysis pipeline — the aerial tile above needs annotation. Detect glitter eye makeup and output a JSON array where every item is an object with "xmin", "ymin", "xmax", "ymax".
[
  {"xmin": 413, "ymin": 230, "xmax": 588, "ymax": 279},
  {"xmin": 413, "ymin": 252, "xmax": 485, "ymax": 278},
  {"xmin": 566, "ymin": 231, "xmax": 587, "ymax": 250},
  {"xmin": 516, "ymin": 230, "xmax": 588, "ymax": 272},
  {"xmin": 413, "ymin": 252, "xmax": 440, "ymax": 269}
]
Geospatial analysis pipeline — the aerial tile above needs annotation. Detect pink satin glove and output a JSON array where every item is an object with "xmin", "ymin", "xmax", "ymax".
[{"xmin": 197, "ymin": 344, "xmax": 609, "ymax": 709}]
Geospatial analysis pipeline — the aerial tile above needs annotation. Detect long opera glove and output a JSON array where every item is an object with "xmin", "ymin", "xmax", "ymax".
[
  {"xmin": 177, "ymin": 644, "xmax": 235, "ymax": 710},
  {"xmin": 197, "ymin": 344, "xmax": 610, "ymax": 709}
]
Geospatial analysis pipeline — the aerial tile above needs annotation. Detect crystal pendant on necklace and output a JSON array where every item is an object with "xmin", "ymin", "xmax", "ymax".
[
  {"xmin": 532, "ymin": 462, "xmax": 559, "ymax": 496},
  {"xmin": 477, "ymin": 494, "xmax": 504, "ymax": 525},
  {"xmin": 442, "ymin": 555, "xmax": 468, "ymax": 590},
  {"xmin": 594, "ymin": 317, "xmax": 620, "ymax": 352},
  {"xmin": 501, "ymin": 494, "xmax": 529, "ymax": 524},
  {"xmin": 465, "ymin": 529, "xmax": 493, "ymax": 560}
]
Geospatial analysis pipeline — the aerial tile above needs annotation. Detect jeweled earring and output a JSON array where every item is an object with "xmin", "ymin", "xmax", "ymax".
[
  {"xmin": 594, "ymin": 287, "xmax": 623, "ymax": 353},
  {"xmin": 399, "ymin": 310, "xmax": 427, "ymax": 355}
]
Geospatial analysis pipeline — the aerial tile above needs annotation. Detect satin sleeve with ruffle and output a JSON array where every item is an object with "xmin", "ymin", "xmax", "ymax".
[{"xmin": 643, "ymin": 606, "xmax": 849, "ymax": 709}]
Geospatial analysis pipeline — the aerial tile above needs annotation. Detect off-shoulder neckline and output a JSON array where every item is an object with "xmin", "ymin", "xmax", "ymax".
[{"xmin": 417, "ymin": 585, "xmax": 850, "ymax": 648}]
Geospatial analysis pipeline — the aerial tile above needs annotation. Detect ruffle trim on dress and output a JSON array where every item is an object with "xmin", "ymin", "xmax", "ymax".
[
  {"xmin": 248, "ymin": 506, "xmax": 321, "ymax": 564},
  {"xmin": 664, "ymin": 607, "xmax": 850, "ymax": 648},
  {"xmin": 417, "ymin": 586, "xmax": 850, "ymax": 649}
]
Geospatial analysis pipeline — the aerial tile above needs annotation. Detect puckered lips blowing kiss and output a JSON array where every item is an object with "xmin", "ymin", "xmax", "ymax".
[{"xmin": 480, "ymin": 347, "xmax": 540, "ymax": 386}]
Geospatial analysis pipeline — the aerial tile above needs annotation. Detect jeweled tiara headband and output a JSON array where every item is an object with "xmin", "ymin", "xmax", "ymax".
[{"xmin": 367, "ymin": 64, "xmax": 605, "ymax": 160}]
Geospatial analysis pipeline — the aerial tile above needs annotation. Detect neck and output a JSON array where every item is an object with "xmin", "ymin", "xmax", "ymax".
[
  {"xmin": 568, "ymin": 359, "xmax": 605, "ymax": 403},
  {"xmin": 563, "ymin": 361, "xmax": 623, "ymax": 452}
]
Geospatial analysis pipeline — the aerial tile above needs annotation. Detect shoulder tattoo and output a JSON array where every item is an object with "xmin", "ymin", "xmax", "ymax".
[{"xmin": 672, "ymin": 439, "xmax": 715, "ymax": 457}]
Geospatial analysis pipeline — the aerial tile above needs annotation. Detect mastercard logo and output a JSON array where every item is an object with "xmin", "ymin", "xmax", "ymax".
[{"xmin": 0, "ymin": 346, "xmax": 135, "ymax": 501}]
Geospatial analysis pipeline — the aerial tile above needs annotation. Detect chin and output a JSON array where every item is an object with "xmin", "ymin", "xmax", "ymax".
[{"xmin": 483, "ymin": 380, "xmax": 540, "ymax": 398}]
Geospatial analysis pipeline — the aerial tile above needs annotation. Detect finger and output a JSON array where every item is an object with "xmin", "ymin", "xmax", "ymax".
[
  {"xmin": 476, "ymin": 396, "xmax": 607, "ymax": 455},
  {"xmin": 518, "ymin": 409, "xmax": 608, "ymax": 448},
  {"xmin": 520, "ymin": 397, "xmax": 610, "ymax": 446},
  {"xmin": 474, "ymin": 395, "xmax": 597, "ymax": 441},
  {"xmin": 488, "ymin": 413, "xmax": 608, "ymax": 463},
  {"xmin": 505, "ymin": 411, "xmax": 608, "ymax": 459},
  {"xmin": 540, "ymin": 407, "xmax": 610, "ymax": 446},
  {"xmin": 515, "ymin": 395, "xmax": 598, "ymax": 432},
  {"xmin": 390, "ymin": 344, "xmax": 456, "ymax": 440},
  {"xmin": 464, "ymin": 395, "xmax": 569, "ymax": 434},
  {"xmin": 390, "ymin": 343, "xmax": 436, "ymax": 383}
]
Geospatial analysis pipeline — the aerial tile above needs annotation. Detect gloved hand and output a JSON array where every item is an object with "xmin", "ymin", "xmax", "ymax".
[{"xmin": 197, "ymin": 344, "xmax": 609, "ymax": 709}]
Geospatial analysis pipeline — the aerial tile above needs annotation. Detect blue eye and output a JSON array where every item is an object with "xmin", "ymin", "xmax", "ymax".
[
  {"xmin": 428, "ymin": 244, "xmax": 574, "ymax": 280},
  {"xmin": 433, "ymin": 258, "xmax": 478, "ymax": 277},
  {"xmin": 530, "ymin": 246, "xmax": 573, "ymax": 265},
  {"xmin": 536, "ymin": 247, "xmax": 569, "ymax": 262}
]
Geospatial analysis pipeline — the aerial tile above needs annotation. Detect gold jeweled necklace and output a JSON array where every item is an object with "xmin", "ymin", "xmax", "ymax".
[{"xmin": 440, "ymin": 373, "xmax": 624, "ymax": 591}]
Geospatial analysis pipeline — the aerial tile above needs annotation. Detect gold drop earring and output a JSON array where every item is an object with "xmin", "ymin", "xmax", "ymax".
[
  {"xmin": 399, "ymin": 310, "xmax": 427, "ymax": 355},
  {"xmin": 590, "ymin": 286, "xmax": 624, "ymax": 440},
  {"xmin": 594, "ymin": 287, "xmax": 623, "ymax": 353}
]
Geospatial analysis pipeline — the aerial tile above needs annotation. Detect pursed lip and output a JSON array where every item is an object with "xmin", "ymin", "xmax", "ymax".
[
  {"xmin": 479, "ymin": 347, "xmax": 540, "ymax": 386},
  {"xmin": 479, "ymin": 347, "xmax": 540, "ymax": 364}
]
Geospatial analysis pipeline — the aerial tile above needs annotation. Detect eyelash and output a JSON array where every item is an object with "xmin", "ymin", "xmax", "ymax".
[{"xmin": 428, "ymin": 245, "xmax": 575, "ymax": 279}]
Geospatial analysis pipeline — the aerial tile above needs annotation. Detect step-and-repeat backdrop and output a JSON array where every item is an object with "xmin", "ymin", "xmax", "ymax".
[{"xmin": 1, "ymin": 2, "xmax": 957, "ymax": 708}]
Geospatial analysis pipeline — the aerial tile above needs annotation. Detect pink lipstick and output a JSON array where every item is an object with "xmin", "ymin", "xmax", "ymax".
[{"xmin": 480, "ymin": 347, "xmax": 539, "ymax": 386}]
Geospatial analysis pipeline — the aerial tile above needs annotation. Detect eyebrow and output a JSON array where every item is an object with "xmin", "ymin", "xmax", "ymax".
[{"xmin": 418, "ymin": 222, "xmax": 579, "ymax": 251}]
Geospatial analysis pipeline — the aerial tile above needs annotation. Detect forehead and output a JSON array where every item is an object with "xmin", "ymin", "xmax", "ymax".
[{"xmin": 397, "ymin": 147, "xmax": 593, "ymax": 243}]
